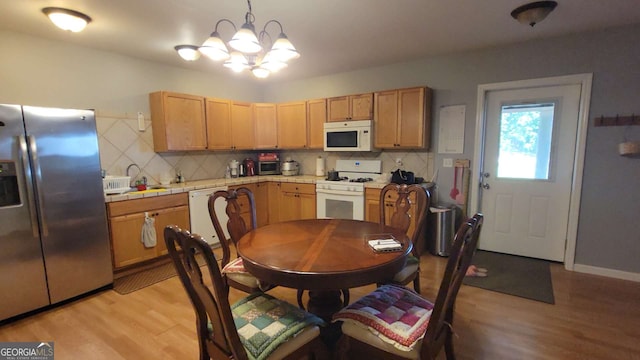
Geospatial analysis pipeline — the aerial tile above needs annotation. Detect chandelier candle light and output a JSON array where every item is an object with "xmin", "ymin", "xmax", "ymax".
[{"xmin": 175, "ymin": 0, "xmax": 299, "ymax": 79}]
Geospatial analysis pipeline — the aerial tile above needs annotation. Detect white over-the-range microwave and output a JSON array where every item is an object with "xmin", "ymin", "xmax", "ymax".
[{"xmin": 323, "ymin": 120, "xmax": 374, "ymax": 152}]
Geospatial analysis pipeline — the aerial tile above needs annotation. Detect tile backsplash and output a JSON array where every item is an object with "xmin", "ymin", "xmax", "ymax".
[{"xmin": 96, "ymin": 111, "xmax": 435, "ymax": 186}]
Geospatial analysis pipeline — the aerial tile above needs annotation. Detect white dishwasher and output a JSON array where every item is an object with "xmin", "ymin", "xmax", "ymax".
[{"xmin": 189, "ymin": 187, "xmax": 228, "ymax": 246}]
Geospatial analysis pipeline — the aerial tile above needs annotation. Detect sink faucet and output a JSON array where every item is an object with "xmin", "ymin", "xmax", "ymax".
[{"xmin": 126, "ymin": 163, "xmax": 141, "ymax": 186}]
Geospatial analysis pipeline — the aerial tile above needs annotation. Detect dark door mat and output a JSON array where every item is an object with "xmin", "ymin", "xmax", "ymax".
[
  {"xmin": 113, "ymin": 261, "xmax": 179, "ymax": 295},
  {"xmin": 113, "ymin": 255, "xmax": 207, "ymax": 295},
  {"xmin": 463, "ymin": 250, "xmax": 555, "ymax": 304}
]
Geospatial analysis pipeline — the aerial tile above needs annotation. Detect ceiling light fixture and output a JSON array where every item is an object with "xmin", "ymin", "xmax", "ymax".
[
  {"xmin": 174, "ymin": 0, "xmax": 299, "ymax": 79},
  {"xmin": 174, "ymin": 45, "xmax": 201, "ymax": 61},
  {"xmin": 42, "ymin": 7, "xmax": 92, "ymax": 33},
  {"xmin": 511, "ymin": 1, "xmax": 558, "ymax": 27}
]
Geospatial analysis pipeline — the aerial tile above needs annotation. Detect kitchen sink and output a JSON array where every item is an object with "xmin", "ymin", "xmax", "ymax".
[{"xmin": 125, "ymin": 186, "xmax": 168, "ymax": 195}]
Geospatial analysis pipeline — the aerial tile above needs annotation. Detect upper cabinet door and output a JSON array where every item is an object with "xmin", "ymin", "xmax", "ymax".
[
  {"xmin": 205, "ymin": 97, "xmax": 232, "ymax": 150},
  {"xmin": 150, "ymin": 91, "xmax": 207, "ymax": 151},
  {"xmin": 231, "ymin": 101, "xmax": 255, "ymax": 150},
  {"xmin": 277, "ymin": 101, "xmax": 307, "ymax": 149},
  {"xmin": 327, "ymin": 93, "xmax": 373, "ymax": 121},
  {"xmin": 373, "ymin": 90, "xmax": 399, "ymax": 148},
  {"xmin": 374, "ymin": 87, "xmax": 431, "ymax": 149},
  {"xmin": 350, "ymin": 93, "xmax": 373, "ymax": 120},
  {"xmin": 397, "ymin": 87, "xmax": 427, "ymax": 148},
  {"xmin": 306, "ymin": 99, "xmax": 327, "ymax": 149},
  {"xmin": 327, "ymin": 96, "xmax": 350, "ymax": 122},
  {"xmin": 254, "ymin": 103, "xmax": 278, "ymax": 149}
]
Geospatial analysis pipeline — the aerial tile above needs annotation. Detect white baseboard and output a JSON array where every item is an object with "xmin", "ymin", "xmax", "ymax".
[{"xmin": 573, "ymin": 264, "xmax": 640, "ymax": 283}]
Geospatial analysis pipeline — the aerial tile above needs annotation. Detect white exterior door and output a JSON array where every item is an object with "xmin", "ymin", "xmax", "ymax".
[{"xmin": 478, "ymin": 84, "xmax": 581, "ymax": 261}]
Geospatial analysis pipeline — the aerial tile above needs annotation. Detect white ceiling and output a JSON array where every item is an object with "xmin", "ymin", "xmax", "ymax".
[{"xmin": 2, "ymin": 1, "xmax": 640, "ymax": 82}]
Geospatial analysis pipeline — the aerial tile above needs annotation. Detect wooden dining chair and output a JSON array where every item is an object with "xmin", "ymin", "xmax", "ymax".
[
  {"xmin": 378, "ymin": 183, "xmax": 430, "ymax": 293},
  {"xmin": 333, "ymin": 213, "xmax": 484, "ymax": 360},
  {"xmin": 208, "ymin": 187, "xmax": 273, "ymax": 294},
  {"xmin": 164, "ymin": 225, "xmax": 328, "ymax": 360}
]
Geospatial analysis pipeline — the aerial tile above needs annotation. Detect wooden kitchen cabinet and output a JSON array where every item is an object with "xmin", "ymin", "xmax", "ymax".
[
  {"xmin": 327, "ymin": 93, "xmax": 373, "ymax": 122},
  {"xmin": 228, "ymin": 183, "xmax": 255, "ymax": 228},
  {"xmin": 205, "ymin": 97, "xmax": 232, "ymax": 150},
  {"xmin": 228, "ymin": 183, "xmax": 269, "ymax": 228},
  {"xmin": 277, "ymin": 101, "xmax": 307, "ymax": 149},
  {"xmin": 365, "ymin": 188, "xmax": 382, "ymax": 225},
  {"xmin": 374, "ymin": 87, "xmax": 432, "ymax": 149},
  {"xmin": 279, "ymin": 183, "xmax": 316, "ymax": 222},
  {"xmin": 254, "ymin": 182, "xmax": 269, "ymax": 227},
  {"xmin": 107, "ymin": 193, "xmax": 189, "ymax": 269},
  {"xmin": 150, "ymin": 91, "xmax": 207, "ymax": 151},
  {"xmin": 267, "ymin": 182, "xmax": 282, "ymax": 224},
  {"xmin": 307, "ymin": 99, "xmax": 327, "ymax": 149},
  {"xmin": 230, "ymin": 101, "xmax": 255, "ymax": 150},
  {"xmin": 254, "ymin": 103, "xmax": 278, "ymax": 149}
]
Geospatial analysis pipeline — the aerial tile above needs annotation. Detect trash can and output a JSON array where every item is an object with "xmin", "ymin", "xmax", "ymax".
[{"xmin": 428, "ymin": 205, "xmax": 456, "ymax": 257}]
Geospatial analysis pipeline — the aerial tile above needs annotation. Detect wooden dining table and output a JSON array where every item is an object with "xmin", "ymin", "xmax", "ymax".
[{"xmin": 237, "ymin": 218, "xmax": 411, "ymax": 321}]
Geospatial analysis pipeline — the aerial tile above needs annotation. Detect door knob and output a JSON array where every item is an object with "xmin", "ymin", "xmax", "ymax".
[
  {"xmin": 482, "ymin": 172, "xmax": 490, "ymax": 178},
  {"xmin": 482, "ymin": 183, "xmax": 491, "ymax": 190}
]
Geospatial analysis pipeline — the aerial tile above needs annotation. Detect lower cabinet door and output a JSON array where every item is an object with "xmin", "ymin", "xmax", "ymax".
[
  {"xmin": 153, "ymin": 205, "xmax": 190, "ymax": 256},
  {"xmin": 110, "ymin": 212, "xmax": 157, "ymax": 268}
]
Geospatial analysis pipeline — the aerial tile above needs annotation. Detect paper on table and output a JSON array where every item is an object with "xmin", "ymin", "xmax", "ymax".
[
  {"xmin": 372, "ymin": 243, "xmax": 402, "ymax": 251},
  {"xmin": 367, "ymin": 238, "xmax": 402, "ymax": 252}
]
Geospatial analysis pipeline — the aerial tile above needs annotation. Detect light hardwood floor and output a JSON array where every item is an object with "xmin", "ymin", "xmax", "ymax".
[{"xmin": 1, "ymin": 252, "xmax": 639, "ymax": 359}]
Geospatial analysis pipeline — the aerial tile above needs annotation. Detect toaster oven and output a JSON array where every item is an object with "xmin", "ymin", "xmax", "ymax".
[{"xmin": 258, "ymin": 161, "xmax": 281, "ymax": 175}]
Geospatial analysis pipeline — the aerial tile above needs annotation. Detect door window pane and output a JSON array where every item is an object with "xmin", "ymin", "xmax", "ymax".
[{"xmin": 497, "ymin": 103, "xmax": 555, "ymax": 179}]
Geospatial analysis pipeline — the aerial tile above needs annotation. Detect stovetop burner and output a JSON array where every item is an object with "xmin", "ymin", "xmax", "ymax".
[
  {"xmin": 323, "ymin": 177, "xmax": 374, "ymax": 183},
  {"xmin": 349, "ymin": 177, "xmax": 374, "ymax": 183}
]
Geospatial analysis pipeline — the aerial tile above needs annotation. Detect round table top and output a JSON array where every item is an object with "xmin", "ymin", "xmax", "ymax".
[{"xmin": 237, "ymin": 218, "xmax": 411, "ymax": 290}]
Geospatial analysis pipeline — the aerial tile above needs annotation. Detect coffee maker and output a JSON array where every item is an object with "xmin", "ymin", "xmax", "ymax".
[
  {"xmin": 243, "ymin": 158, "xmax": 256, "ymax": 176},
  {"xmin": 229, "ymin": 159, "xmax": 239, "ymax": 178}
]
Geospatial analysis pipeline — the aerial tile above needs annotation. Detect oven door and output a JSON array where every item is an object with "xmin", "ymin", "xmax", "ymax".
[{"xmin": 316, "ymin": 188, "xmax": 364, "ymax": 220}]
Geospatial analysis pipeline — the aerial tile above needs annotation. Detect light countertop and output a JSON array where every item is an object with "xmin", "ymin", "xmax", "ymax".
[{"xmin": 103, "ymin": 175, "xmax": 427, "ymax": 203}]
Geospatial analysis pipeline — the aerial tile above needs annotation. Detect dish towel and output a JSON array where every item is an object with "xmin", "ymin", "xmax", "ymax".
[{"xmin": 141, "ymin": 214, "xmax": 157, "ymax": 248}]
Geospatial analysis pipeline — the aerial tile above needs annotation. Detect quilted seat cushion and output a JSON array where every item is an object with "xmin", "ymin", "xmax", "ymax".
[
  {"xmin": 222, "ymin": 257, "xmax": 271, "ymax": 291},
  {"xmin": 332, "ymin": 284, "xmax": 433, "ymax": 352},
  {"xmin": 222, "ymin": 257, "xmax": 248, "ymax": 273},
  {"xmin": 232, "ymin": 293, "xmax": 325, "ymax": 360}
]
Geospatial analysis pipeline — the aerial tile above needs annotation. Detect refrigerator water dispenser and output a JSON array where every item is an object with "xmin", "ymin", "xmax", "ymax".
[{"xmin": 0, "ymin": 161, "xmax": 20, "ymax": 207}]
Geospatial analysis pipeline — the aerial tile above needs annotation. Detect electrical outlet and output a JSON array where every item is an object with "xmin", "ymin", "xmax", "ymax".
[
  {"xmin": 395, "ymin": 158, "xmax": 403, "ymax": 167},
  {"xmin": 443, "ymin": 158, "xmax": 453, "ymax": 167}
]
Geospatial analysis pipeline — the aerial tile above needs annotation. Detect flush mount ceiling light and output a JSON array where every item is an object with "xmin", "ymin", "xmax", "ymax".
[
  {"xmin": 511, "ymin": 1, "xmax": 558, "ymax": 27},
  {"xmin": 174, "ymin": 45, "xmax": 201, "ymax": 61},
  {"xmin": 174, "ymin": 0, "xmax": 299, "ymax": 79},
  {"xmin": 42, "ymin": 7, "xmax": 92, "ymax": 33}
]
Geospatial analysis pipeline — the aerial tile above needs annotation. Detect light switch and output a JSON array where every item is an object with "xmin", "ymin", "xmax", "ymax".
[{"xmin": 443, "ymin": 158, "xmax": 453, "ymax": 167}]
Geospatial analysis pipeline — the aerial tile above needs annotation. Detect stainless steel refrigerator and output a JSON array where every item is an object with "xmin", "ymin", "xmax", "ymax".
[{"xmin": 0, "ymin": 104, "xmax": 112, "ymax": 321}]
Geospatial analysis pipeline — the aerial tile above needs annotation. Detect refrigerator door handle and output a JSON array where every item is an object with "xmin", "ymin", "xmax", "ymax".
[
  {"xmin": 19, "ymin": 135, "xmax": 40, "ymax": 238},
  {"xmin": 26, "ymin": 135, "xmax": 48, "ymax": 237}
]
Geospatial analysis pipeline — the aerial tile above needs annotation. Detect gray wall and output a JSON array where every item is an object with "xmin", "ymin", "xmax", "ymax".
[{"xmin": 1, "ymin": 24, "xmax": 639, "ymax": 275}]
